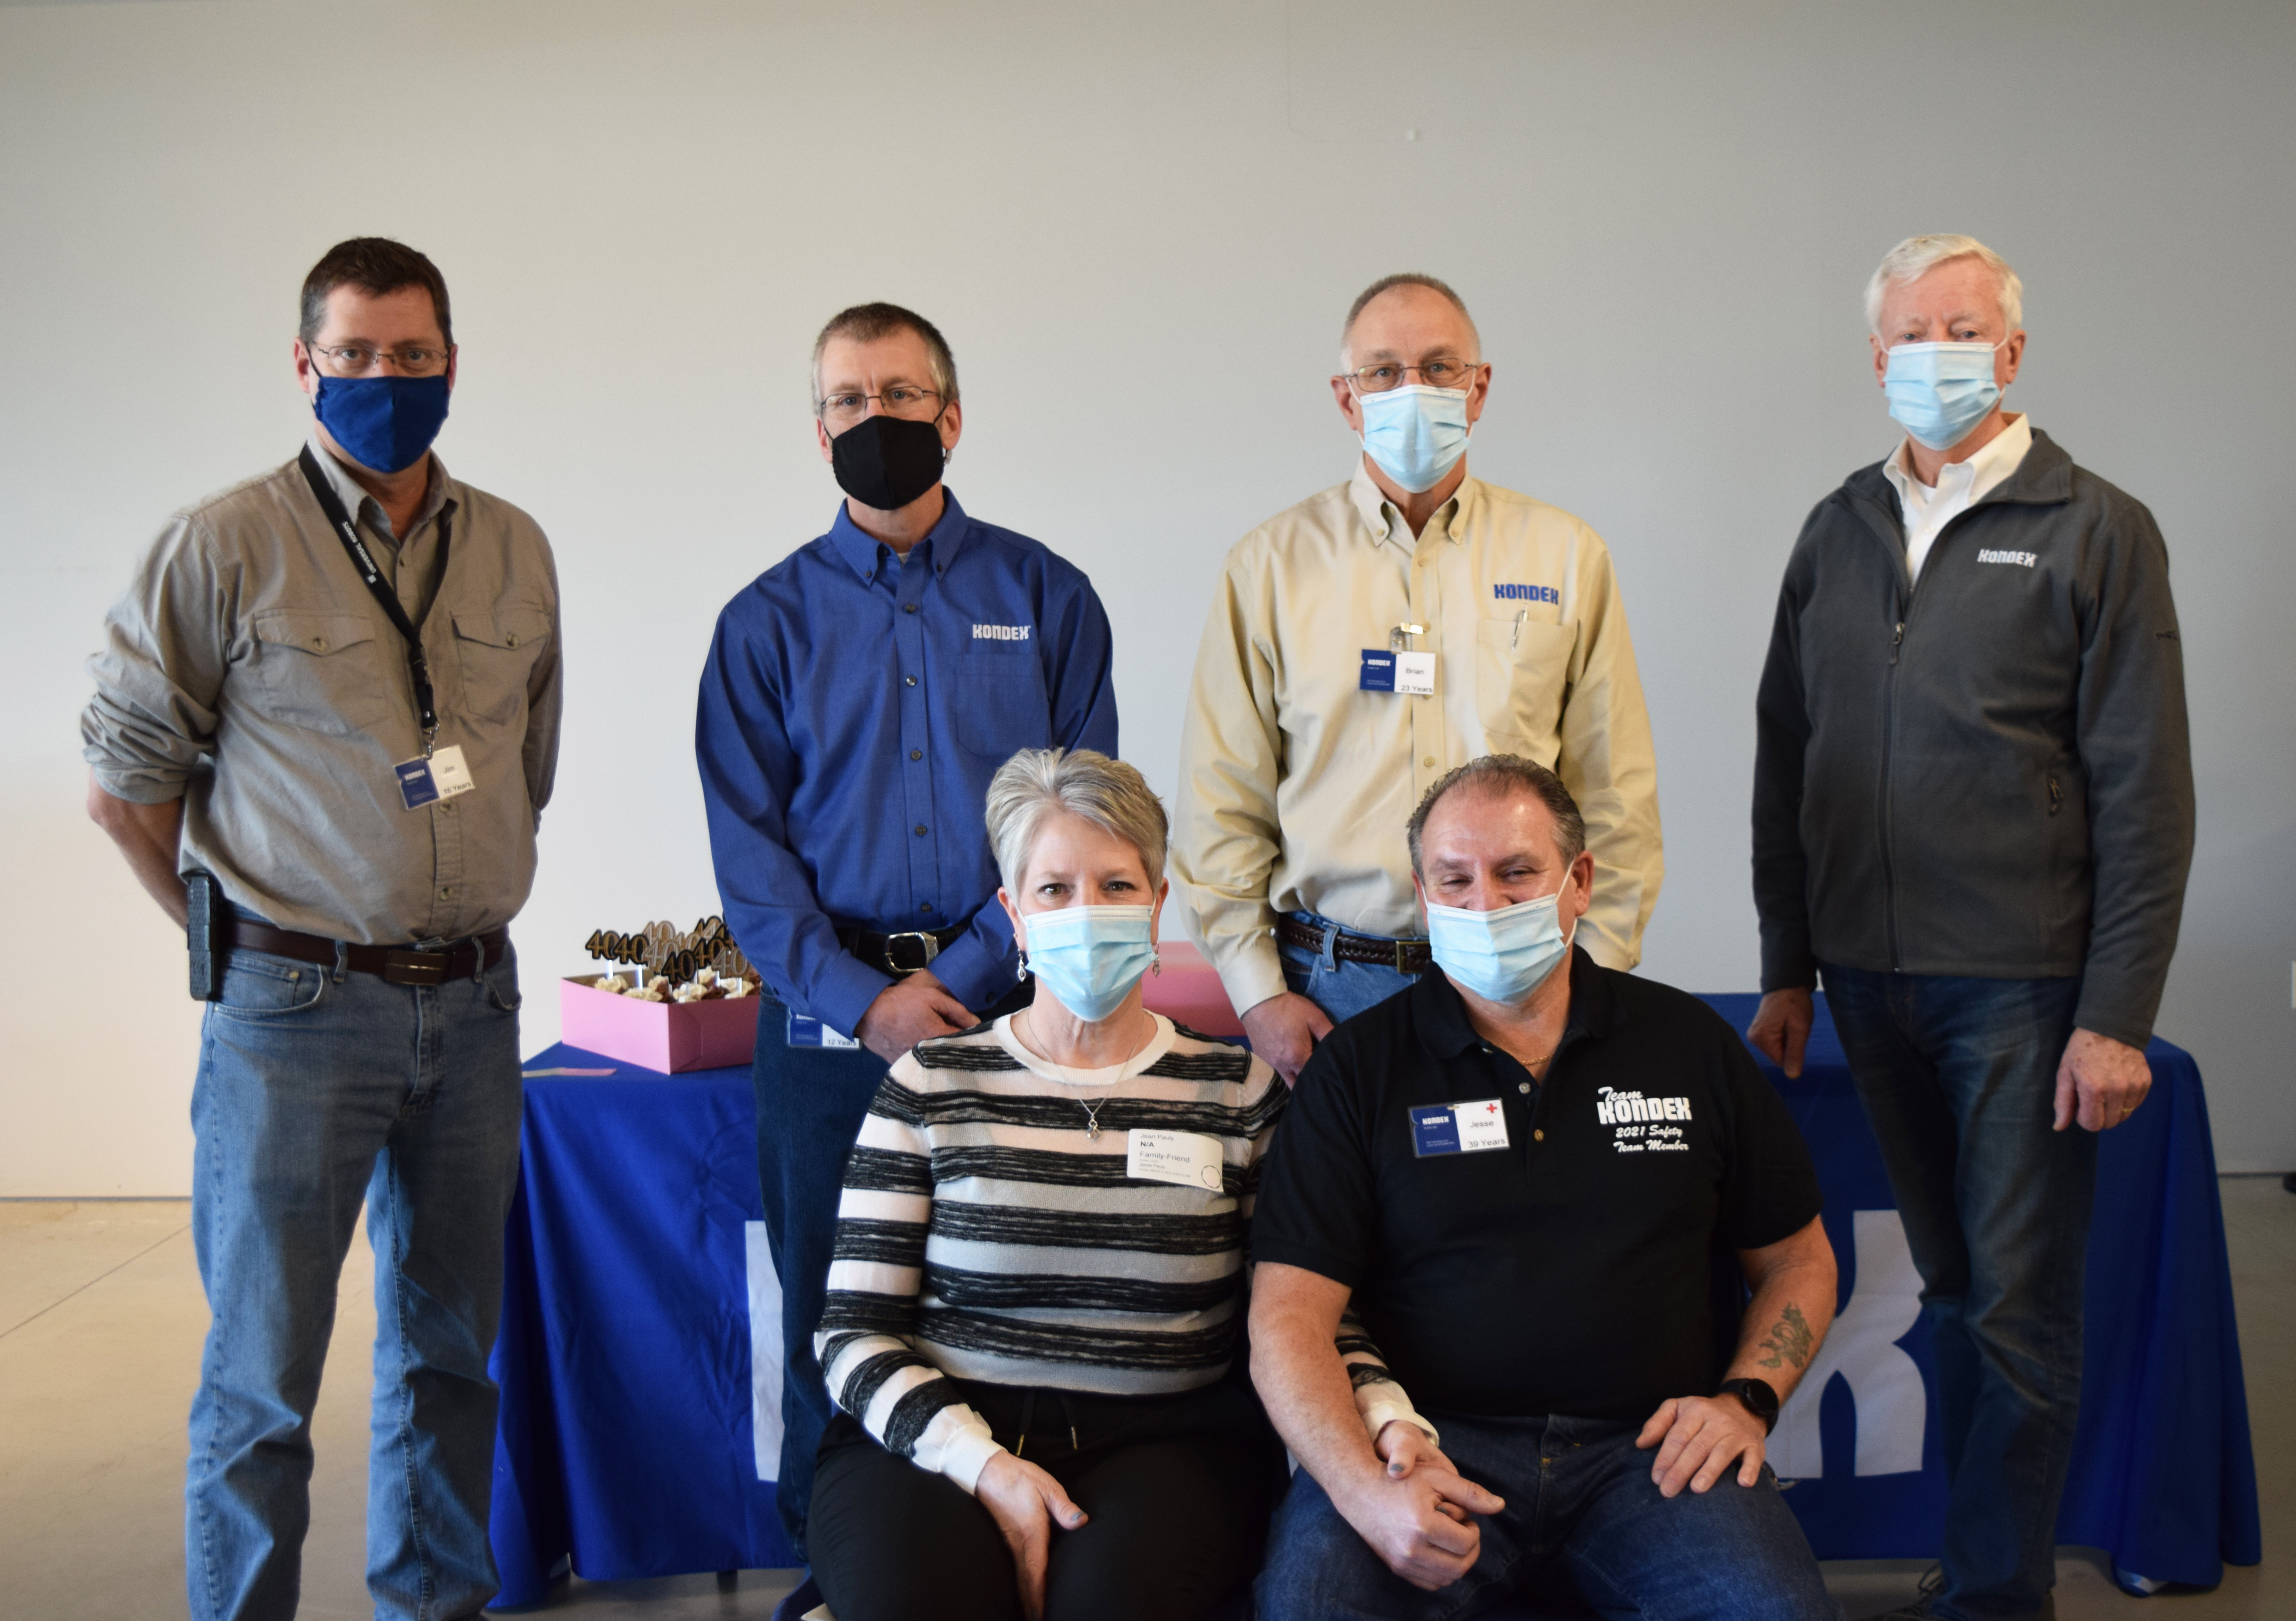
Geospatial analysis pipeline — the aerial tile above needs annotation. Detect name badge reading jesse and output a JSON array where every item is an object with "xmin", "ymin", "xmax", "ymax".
[
  {"xmin": 395, "ymin": 745, "xmax": 475, "ymax": 811},
  {"xmin": 1410, "ymin": 1099, "xmax": 1510, "ymax": 1157},
  {"xmin": 1360, "ymin": 649, "xmax": 1435, "ymax": 697},
  {"xmin": 1127, "ymin": 1129, "xmax": 1226, "ymax": 1191}
]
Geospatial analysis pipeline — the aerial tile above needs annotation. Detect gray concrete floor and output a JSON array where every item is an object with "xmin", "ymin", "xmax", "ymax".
[{"xmin": 1, "ymin": 1179, "xmax": 2286, "ymax": 1619}]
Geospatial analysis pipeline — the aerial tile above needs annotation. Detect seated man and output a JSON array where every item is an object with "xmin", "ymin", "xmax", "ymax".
[{"xmin": 1251, "ymin": 755, "xmax": 1840, "ymax": 1621}]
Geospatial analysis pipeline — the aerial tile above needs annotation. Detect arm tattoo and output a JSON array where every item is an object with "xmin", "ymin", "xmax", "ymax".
[{"xmin": 1755, "ymin": 1302, "xmax": 1814, "ymax": 1371}]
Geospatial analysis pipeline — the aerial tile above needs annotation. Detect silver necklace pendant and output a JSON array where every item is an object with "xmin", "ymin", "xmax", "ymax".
[{"xmin": 1081, "ymin": 1099, "xmax": 1105, "ymax": 1141}]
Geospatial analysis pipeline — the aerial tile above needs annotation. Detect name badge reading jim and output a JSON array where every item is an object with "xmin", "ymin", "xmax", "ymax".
[
  {"xmin": 395, "ymin": 745, "xmax": 475, "ymax": 811},
  {"xmin": 1127, "ymin": 1129, "xmax": 1226, "ymax": 1191},
  {"xmin": 1410, "ymin": 1099, "xmax": 1510, "ymax": 1157}
]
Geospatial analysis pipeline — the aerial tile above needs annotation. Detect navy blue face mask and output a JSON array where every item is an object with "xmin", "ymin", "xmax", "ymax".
[{"xmin": 312, "ymin": 374, "xmax": 451, "ymax": 474}]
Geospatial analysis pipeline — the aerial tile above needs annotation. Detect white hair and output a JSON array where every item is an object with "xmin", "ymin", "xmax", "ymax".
[
  {"xmin": 984, "ymin": 748, "xmax": 1168, "ymax": 895},
  {"xmin": 1864, "ymin": 235, "xmax": 2024, "ymax": 335}
]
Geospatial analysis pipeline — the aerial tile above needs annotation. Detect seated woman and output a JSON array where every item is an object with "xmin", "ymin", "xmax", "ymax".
[{"xmin": 806, "ymin": 747, "xmax": 1288, "ymax": 1621}]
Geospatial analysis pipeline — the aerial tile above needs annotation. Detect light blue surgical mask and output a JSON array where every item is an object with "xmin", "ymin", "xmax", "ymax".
[
  {"xmin": 1425, "ymin": 877, "xmax": 1576, "ymax": 1007},
  {"xmin": 1359, "ymin": 384, "xmax": 1471, "ymax": 493},
  {"xmin": 1882, "ymin": 340, "xmax": 2005, "ymax": 451},
  {"xmin": 1021, "ymin": 904, "xmax": 1157, "ymax": 1023}
]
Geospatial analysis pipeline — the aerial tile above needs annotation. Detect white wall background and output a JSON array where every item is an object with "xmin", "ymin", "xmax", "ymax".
[{"xmin": 3, "ymin": 0, "xmax": 2290, "ymax": 1193}]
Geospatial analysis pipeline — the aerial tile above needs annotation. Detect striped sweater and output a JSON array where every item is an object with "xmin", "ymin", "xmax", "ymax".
[{"xmin": 817, "ymin": 1013, "xmax": 1399, "ymax": 1492}]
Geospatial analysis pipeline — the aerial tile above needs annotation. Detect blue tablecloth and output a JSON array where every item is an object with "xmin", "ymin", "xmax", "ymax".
[{"xmin": 489, "ymin": 997, "xmax": 2260, "ymax": 1604}]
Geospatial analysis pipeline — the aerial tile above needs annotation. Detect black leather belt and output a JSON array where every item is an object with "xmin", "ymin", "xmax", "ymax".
[
  {"xmin": 1276, "ymin": 916, "xmax": 1431, "ymax": 974},
  {"xmin": 223, "ymin": 917, "xmax": 509, "ymax": 986},
  {"xmin": 836, "ymin": 921, "xmax": 966, "ymax": 975}
]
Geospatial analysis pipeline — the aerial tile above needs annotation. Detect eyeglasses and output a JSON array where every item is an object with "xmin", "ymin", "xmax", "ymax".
[
  {"xmin": 1343, "ymin": 358, "xmax": 1484, "ymax": 393},
  {"xmin": 307, "ymin": 342, "xmax": 451, "ymax": 376},
  {"xmin": 818, "ymin": 385, "xmax": 944, "ymax": 431}
]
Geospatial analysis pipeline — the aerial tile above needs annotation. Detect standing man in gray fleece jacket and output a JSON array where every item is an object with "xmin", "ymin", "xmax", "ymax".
[{"xmin": 1747, "ymin": 234, "xmax": 2193, "ymax": 1621}]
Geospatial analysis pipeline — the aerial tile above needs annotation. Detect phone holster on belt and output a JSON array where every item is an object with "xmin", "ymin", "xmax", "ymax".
[{"xmin": 186, "ymin": 869, "xmax": 223, "ymax": 1001}]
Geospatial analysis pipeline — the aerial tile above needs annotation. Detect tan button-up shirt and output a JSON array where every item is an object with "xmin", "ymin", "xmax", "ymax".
[
  {"xmin": 1174, "ymin": 467, "xmax": 1662, "ymax": 1015},
  {"xmin": 81, "ymin": 437, "xmax": 562, "ymax": 945}
]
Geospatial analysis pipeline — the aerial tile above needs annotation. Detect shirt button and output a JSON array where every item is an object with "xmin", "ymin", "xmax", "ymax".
[
  {"xmin": 1519, "ymin": 1081, "xmax": 1532, "ymax": 1094},
  {"xmin": 312, "ymin": 637, "xmax": 328, "ymax": 651},
  {"xmin": 905, "ymin": 675, "xmax": 918, "ymax": 687},
  {"xmin": 1534, "ymin": 1128, "xmax": 1545, "ymax": 1141},
  {"xmin": 507, "ymin": 632, "xmax": 519, "ymax": 647},
  {"xmin": 438, "ymin": 886, "xmax": 454, "ymax": 899},
  {"xmin": 909, "ymin": 749, "xmax": 922, "ymax": 760},
  {"xmin": 914, "ymin": 825, "xmax": 928, "ymax": 836},
  {"xmin": 1423, "ymin": 756, "xmax": 1436, "ymax": 768},
  {"xmin": 919, "ymin": 903, "xmax": 932, "ymax": 914},
  {"xmin": 903, "ymin": 603, "xmax": 918, "ymax": 614}
]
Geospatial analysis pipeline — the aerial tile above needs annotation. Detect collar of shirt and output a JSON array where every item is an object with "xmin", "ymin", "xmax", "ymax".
[
  {"xmin": 1410, "ymin": 945, "xmax": 1616, "ymax": 1065},
  {"xmin": 1882, "ymin": 412, "xmax": 2034, "ymax": 516},
  {"xmin": 1346, "ymin": 463, "xmax": 1476, "ymax": 550},
  {"xmin": 303, "ymin": 430, "xmax": 457, "ymax": 548},
  {"xmin": 826, "ymin": 486, "xmax": 975, "ymax": 582}
]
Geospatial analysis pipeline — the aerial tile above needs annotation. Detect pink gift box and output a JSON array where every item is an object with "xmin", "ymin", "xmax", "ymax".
[
  {"xmin": 1142, "ymin": 939, "xmax": 1244, "ymax": 1038},
  {"xmin": 559, "ymin": 976, "xmax": 762, "ymax": 1074}
]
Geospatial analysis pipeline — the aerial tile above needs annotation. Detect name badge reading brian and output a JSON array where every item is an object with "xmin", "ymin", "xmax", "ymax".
[
  {"xmin": 395, "ymin": 745, "xmax": 475, "ymax": 811},
  {"xmin": 1127, "ymin": 1129, "xmax": 1226, "ymax": 1191},
  {"xmin": 787, "ymin": 1012, "xmax": 860, "ymax": 1049},
  {"xmin": 1359, "ymin": 649, "xmax": 1435, "ymax": 697},
  {"xmin": 1410, "ymin": 1099, "xmax": 1510, "ymax": 1157}
]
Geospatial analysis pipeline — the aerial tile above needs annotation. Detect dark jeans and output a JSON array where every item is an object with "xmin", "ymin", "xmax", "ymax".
[
  {"xmin": 1820, "ymin": 964, "xmax": 2093, "ymax": 1621},
  {"xmin": 1278, "ymin": 909, "xmax": 1424, "ymax": 1026},
  {"xmin": 750, "ymin": 997, "xmax": 890, "ymax": 1558},
  {"xmin": 1257, "ymin": 1412, "xmax": 1836, "ymax": 1621},
  {"xmin": 753, "ymin": 976, "xmax": 1033, "ymax": 1556},
  {"xmin": 810, "ymin": 1379, "xmax": 1284, "ymax": 1621},
  {"xmin": 186, "ymin": 941, "xmax": 525, "ymax": 1621}
]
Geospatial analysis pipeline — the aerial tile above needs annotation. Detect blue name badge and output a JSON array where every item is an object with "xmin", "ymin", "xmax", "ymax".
[
  {"xmin": 786, "ymin": 1010, "xmax": 860, "ymax": 1050},
  {"xmin": 1410, "ymin": 1104, "xmax": 1464, "ymax": 1157},
  {"xmin": 1360, "ymin": 649, "xmax": 1398, "ymax": 692},
  {"xmin": 395, "ymin": 759, "xmax": 441, "ymax": 808}
]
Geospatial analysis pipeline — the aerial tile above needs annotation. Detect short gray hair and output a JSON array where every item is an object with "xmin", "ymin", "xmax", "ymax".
[
  {"xmin": 1339, "ymin": 272, "xmax": 1481, "ymax": 367},
  {"xmin": 986, "ymin": 749, "xmax": 1168, "ymax": 895},
  {"xmin": 1863, "ymin": 234, "xmax": 2024, "ymax": 336},
  {"xmin": 811, "ymin": 300, "xmax": 960, "ymax": 414},
  {"xmin": 1406, "ymin": 754, "xmax": 1585, "ymax": 875}
]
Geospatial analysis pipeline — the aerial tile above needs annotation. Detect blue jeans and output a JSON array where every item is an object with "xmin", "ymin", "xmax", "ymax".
[
  {"xmin": 1820, "ymin": 965, "xmax": 2092, "ymax": 1621},
  {"xmin": 751, "ymin": 996, "xmax": 892, "ymax": 1559},
  {"xmin": 1278, "ymin": 910, "xmax": 1424, "ymax": 1027},
  {"xmin": 1257, "ymin": 1412, "xmax": 1836, "ymax": 1621},
  {"xmin": 186, "ymin": 939, "xmax": 525, "ymax": 1621}
]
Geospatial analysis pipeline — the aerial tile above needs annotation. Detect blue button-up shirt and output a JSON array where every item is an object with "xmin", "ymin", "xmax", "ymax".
[{"xmin": 697, "ymin": 490, "xmax": 1119, "ymax": 1038}]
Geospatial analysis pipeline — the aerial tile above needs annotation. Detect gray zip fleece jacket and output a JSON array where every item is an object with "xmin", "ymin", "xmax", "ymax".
[{"xmin": 1752, "ymin": 428, "xmax": 2193, "ymax": 1049}]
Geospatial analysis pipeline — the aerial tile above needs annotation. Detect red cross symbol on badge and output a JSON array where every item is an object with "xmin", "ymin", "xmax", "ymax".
[{"xmin": 1484, "ymin": 1103, "xmax": 1499, "ymax": 1115}]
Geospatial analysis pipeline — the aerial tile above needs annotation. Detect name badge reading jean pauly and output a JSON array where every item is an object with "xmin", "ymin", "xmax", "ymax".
[
  {"xmin": 1128, "ymin": 1129, "xmax": 1226, "ymax": 1191},
  {"xmin": 1411, "ymin": 1099, "xmax": 1510, "ymax": 1157}
]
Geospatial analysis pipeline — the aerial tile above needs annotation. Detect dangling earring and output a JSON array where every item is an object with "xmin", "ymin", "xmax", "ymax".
[{"xmin": 1150, "ymin": 951, "xmax": 1162, "ymax": 977}]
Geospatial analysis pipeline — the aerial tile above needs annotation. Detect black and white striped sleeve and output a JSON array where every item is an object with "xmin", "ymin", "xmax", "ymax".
[
  {"xmin": 812, "ymin": 1067, "xmax": 1004, "ymax": 1490},
  {"xmin": 1337, "ymin": 1304, "xmax": 1438, "ymax": 1446}
]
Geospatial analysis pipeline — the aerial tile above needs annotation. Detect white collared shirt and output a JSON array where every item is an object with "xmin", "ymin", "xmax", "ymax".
[{"xmin": 1882, "ymin": 414, "xmax": 2033, "ymax": 584}]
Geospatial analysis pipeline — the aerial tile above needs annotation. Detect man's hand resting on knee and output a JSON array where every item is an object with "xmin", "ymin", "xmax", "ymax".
[{"xmin": 1636, "ymin": 1393, "xmax": 1770, "ymax": 1499}]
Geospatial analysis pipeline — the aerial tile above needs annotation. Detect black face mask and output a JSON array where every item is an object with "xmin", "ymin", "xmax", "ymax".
[{"xmin": 829, "ymin": 413, "xmax": 947, "ymax": 511}]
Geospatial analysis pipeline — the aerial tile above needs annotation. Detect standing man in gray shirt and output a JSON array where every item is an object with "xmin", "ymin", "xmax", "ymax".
[
  {"xmin": 82, "ymin": 238, "xmax": 561, "ymax": 1621},
  {"xmin": 1749, "ymin": 235, "xmax": 2192, "ymax": 1621}
]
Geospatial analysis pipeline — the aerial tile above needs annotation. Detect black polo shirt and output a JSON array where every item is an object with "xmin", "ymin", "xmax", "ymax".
[{"xmin": 1252, "ymin": 948, "xmax": 1822, "ymax": 1422}]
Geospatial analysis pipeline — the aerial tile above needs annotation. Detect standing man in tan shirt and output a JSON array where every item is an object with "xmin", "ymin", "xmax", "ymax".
[{"xmin": 1175, "ymin": 273, "xmax": 1661, "ymax": 1082}]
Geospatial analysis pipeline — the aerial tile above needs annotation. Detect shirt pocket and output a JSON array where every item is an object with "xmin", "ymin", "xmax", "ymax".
[
  {"xmin": 952, "ymin": 649, "xmax": 1052, "ymax": 759},
  {"xmin": 453, "ymin": 605, "xmax": 552, "ymax": 729},
  {"xmin": 250, "ymin": 609, "xmax": 393, "ymax": 736},
  {"xmin": 1475, "ymin": 617, "xmax": 1576, "ymax": 753}
]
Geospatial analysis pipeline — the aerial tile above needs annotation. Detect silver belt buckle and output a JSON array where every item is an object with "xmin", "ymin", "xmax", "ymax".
[{"xmin": 883, "ymin": 930, "xmax": 944, "ymax": 973}]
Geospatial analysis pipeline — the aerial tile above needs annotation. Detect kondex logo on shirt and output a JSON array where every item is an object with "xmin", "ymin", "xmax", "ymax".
[
  {"xmin": 1596, "ymin": 1085, "xmax": 1692, "ymax": 1153},
  {"xmin": 972, "ymin": 623, "xmax": 1033, "ymax": 641}
]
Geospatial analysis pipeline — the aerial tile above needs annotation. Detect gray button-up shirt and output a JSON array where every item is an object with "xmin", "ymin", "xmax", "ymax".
[{"xmin": 81, "ymin": 437, "xmax": 562, "ymax": 945}]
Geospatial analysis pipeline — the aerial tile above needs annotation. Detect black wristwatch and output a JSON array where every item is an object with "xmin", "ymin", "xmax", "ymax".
[{"xmin": 1716, "ymin": 1377, "xmax": 1780, "ymax": 1434}]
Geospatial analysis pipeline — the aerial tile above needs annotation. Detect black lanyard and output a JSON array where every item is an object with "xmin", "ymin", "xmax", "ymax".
[{"xmin": 297, "ymin": 446, "xmax": 452, "ymax": 749}]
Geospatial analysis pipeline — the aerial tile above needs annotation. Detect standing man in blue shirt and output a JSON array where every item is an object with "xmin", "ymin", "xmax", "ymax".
[{"xmin": 697, "ymin": 302, "xmax": 1118, "ymax": 1556}]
